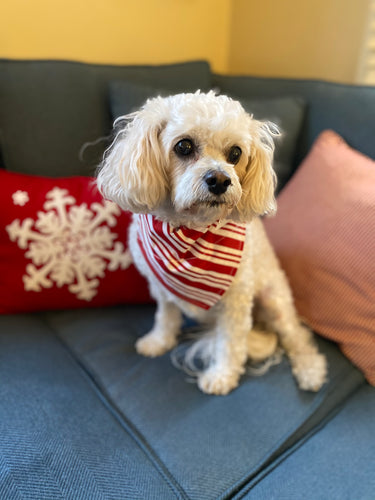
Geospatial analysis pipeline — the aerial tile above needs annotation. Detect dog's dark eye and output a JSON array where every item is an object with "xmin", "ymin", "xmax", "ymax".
[
  {"xmin": 174, "ymin": 139, "xmax": 194, "ymax": 157},
  {"xmin": 227, "ymin": 146, "xmax": 242, "ymax": 165}
]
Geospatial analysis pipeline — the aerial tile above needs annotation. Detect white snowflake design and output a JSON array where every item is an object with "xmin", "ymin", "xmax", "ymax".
[
  {"xmin": 12, "ymin": 190, "xmax": 30, "ymax": 206},
  {"xmin": 6, "ymin": 187, "xmax": 132, "ymax": 301}
]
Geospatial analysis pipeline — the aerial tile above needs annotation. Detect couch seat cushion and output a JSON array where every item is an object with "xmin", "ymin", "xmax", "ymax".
[
  {"xmin": 241, "ymin": 384, "xmax": 375, "ymax": 500},
  {"xmin": 44, "ymin": 305, "xmax": 364, "ymax": 499},
  {"xmin": 0, "ymin": 314, "xmax": 181, "ymax": 499}
]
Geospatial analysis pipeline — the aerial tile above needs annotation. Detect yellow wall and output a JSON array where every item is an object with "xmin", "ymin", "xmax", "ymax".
[
  {"xmin": 0, "ymin": 0, "xmax": 231, "ymax": 73},
  {"xmin": 228, "ymin": 0, "xmax": 369, "ymax": 83},
  {"xmin": 0, "ymin": 0, "xmax": 369, "ymax": 82}
]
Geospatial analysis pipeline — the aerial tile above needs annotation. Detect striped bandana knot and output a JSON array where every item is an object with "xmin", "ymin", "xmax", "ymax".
[{"xmin": 137, "ymin": 214, "xmax": 246, "ymax": 309}]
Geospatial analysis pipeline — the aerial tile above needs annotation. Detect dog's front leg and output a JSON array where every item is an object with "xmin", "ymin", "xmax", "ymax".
[
  {"xmin": 136, "ymin": 299, "xmax": 182, "ymax": 357},
  {"xmin": 197, "ymin": 295, "xmax": 252, "ymax": 395}
]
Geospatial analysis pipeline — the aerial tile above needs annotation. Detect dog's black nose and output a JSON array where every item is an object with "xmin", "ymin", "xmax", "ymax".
[{"xmin": 204, "ymin": 171, "xmax": 232, "ymax": 195}]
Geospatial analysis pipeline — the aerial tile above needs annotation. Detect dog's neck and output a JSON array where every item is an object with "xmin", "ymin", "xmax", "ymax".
[
  {"xmin": 136, "ymin": 214, "xmax": 247, "ymax": 309},
  {"xmin": 149, "ymin": 201, "xmax": 243, "ymax": 231}
]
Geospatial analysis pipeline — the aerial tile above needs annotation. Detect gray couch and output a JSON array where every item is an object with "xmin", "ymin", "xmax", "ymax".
[{"xmin": 1, "ymin": 59, "xmax": 374, "ymax": 500}]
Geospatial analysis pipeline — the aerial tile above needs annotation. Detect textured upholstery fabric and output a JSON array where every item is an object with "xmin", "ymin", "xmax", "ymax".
[
  {"xmin": 42, "ymin": 305, "xmax": 364, "ymax": 500},
  {"xmin": 0, "ymin": 314, "xmax": 180, "ymax": 499},
  {"xmin": 109, "ymin": 80, "xmax": 172, "ymax": 116},
  {"xmin": 0, "ymin": 60, "xmax": 211, "ymax": 176},
  {"xmin": 241, "ymin": 384, "xmax": 375, "ymax": 500},
  {"xmin": 264, "ymin": 131, "xmax": 375, "ymax": 385}
]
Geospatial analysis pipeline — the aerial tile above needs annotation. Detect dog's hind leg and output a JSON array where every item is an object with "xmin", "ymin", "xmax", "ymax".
[
  {"xmin": 247, "ymin": 327, "xmax": 279, "ymax": 363},
  {"xmin": 257, "ymin": 270, "xmax": 328, "ymax": 391}
]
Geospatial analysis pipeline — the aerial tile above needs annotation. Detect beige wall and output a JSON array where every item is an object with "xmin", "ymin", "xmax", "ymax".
[
  {"xmin": 0, "ymin": 0, "xmax": 370, "ymax": 82},
  {"xmin": 228, "ymin": 0, "xmax": 369, "ymax": 82},
  {"xmin": 0, "ymin": 0, "xmax": 231, "ymax": 73}
]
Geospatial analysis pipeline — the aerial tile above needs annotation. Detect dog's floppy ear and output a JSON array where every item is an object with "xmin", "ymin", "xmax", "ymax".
[
  {"xmin": 97, "ymin": 98, "xmax": 169, "ymax": 212},
  {"xmin": 238, "ymin": 120, "xmax": 280, "ymax": 219}
]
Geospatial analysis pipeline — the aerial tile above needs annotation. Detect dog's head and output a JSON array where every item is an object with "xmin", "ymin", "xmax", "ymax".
[{"xmin": 97, "ymin": 91, "xmax": 279, "ymax": 226}]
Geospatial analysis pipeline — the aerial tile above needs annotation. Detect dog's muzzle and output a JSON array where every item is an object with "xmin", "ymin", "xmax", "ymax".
[{"xmin": 204, "ymin": 170, "xmax": 232, "ymax": 195}]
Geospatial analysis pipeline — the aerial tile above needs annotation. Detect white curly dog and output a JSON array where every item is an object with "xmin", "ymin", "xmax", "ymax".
[{"xmin": 97, "ymin": 91, "xmax": 327, "ymax": 395}]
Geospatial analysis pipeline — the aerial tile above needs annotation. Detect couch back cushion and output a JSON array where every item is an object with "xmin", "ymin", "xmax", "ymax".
[
  {"xmin": 213, "ymin": 74, "xmax": 375, "ymax": 169},
  {"xmin": 0, "ymin": 60, "xmax": 211, "ymax": 177},
  {"xmin": 108, "ymin": 79, "xmax": 307, "ymax": 193}
]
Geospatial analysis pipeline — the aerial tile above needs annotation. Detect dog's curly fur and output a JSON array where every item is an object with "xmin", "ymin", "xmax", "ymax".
[{"xmin": 97, "ymin": 91, "xmax": 328, "ymax": 395}]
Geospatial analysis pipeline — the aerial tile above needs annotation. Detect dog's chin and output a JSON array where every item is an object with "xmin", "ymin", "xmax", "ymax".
[
  {"xmin": 195, "ymin": 200, "xmax": 230, "ymax": 209},
  {"xmin": 153, "ymin": 194, "xmax": 241, "ymax": 228},
  {"xmin": 174, "ymin": 199, "xmax": 235, "ymax": 227},
  {"xmin": 184, "ymin": 198, "xmax": 227, "ymax": 210}
]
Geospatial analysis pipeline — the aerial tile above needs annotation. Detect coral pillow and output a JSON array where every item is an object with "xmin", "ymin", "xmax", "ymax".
[
  {"xmin": 0, "ymin": 170, "xmax": 151, "ymax": 313},
  {"xmin": 264, "ymin": 130, "xmax": 375, "ymax": 385}
]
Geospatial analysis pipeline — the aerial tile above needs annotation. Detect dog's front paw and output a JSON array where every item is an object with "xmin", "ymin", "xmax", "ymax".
[
  {"xmin": 197, "ymin": 367, "xmax": 240, "ymax": 395},
  {"xmin": 136, "ymin": 331, "xmax": 177, "ymax": 357},
  {"xmin": 291, "ymin": 352, "xmax": 328, "ymax": 392}
]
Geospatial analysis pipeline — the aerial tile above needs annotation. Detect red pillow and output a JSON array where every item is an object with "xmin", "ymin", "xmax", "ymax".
[
  {"xmin": 0, "ymin": 170, "xmax": 151, "ymax": 313},
  {"xmin": 264, "ymin": 130, "xmax": 375, "ymax": 385}
]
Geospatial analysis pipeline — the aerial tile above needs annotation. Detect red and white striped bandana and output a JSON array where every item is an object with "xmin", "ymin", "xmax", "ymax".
[{"xmin": 137, "ymin": 214, "xmax": 246, "ymax": 310}]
